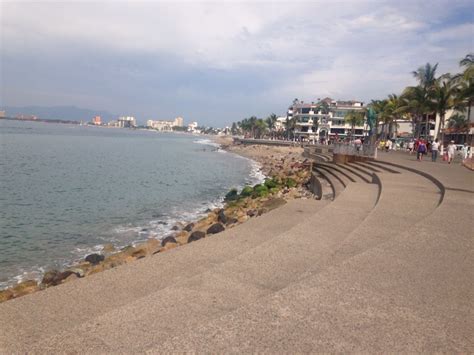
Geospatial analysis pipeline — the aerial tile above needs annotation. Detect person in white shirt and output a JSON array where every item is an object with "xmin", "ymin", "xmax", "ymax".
[
  {"xmin": 447, "ymin": 141, "xmax": 456, "ymax": 164},
  {"xmin": 461, "ymin": 143, "xmax": 470, "ymax": 160},
  {"xmin": 431, "ymin": 139, "xmax": 440, "ymax": 162}
]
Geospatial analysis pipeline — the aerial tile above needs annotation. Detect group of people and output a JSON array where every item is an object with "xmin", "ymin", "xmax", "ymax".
[
  {"xmin": 378, "ymin": 138, "xmax": 471, "ymax": 164},
  {"xmin": 410, "ymin": 139, "xmax": 470, "ymax": 164}
]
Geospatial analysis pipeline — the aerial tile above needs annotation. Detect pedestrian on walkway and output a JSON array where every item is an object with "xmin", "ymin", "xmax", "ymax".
[
  {"xmin": 461, "ymin": 143, "xmax": 470, "ymax": 161},
  {"xmin": 417, "ymin": 139, "xmax": 427, "ymax": 161},
  {"xmin": 447, "ymin": 140, "xmax": 456, "ymax": 164},
  {"xmin": 385, "ymin": 139, "xmax": 392, "ymax": 152},
  {"xmin": 431, "ymin": 139, "xmax": 440, "ymax": 162}
]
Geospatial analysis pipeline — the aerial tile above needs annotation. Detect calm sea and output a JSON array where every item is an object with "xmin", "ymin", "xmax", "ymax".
[{"xmin": 0, "ymin": 120, "xmax": 263, "ymax": 288}]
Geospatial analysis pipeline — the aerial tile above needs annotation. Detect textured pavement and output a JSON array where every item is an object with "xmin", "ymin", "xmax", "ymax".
[{"xmin": 0, "ymin": 151, "xmax": 473, "ymax": 353}]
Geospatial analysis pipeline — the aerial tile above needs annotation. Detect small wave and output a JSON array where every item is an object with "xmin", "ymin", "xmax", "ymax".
[{"xmin": 193, "ymin": 138, "xmax": 220, "ymax": 149}]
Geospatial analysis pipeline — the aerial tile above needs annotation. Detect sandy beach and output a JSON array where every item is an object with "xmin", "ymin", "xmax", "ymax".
[{"xmin": 0, "ymin": 136, "xmax": 313, "ymax": 302}]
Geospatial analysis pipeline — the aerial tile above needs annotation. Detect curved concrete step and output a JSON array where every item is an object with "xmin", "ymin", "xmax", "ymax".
[
  {"xmin": 15, "ymin": 183, "xmax": 380, "ymax": 353},
  {"xmin": 364, "ymin": 160, "xmax": 401, "ymax": 173},
  {"xmin": 316, "ymin": 162, "xmax": 359, "ymax": 183},
  {"xmin": 350, "ymin": 161, "xmax": 383, "ymax": 172},
  {"xmin": 151, "ymin": 169, "xmax": 457, "ymax": 353},
  {"xmin": 0, "ymin": 197, "xmax": 331, "ymax": 350},
  {"xmin": 344, "ymin": 162, "xmax": 380, "ymax": 179},
  {"xmin": 328, "ymin": 168, "xmax": 442, "ymax": 266},
  {"xmin": 313, "ymin": 166, "xmax": 345, "ymax": 199},
  {"xmin": 331, "ymin": 162, "xmax": 373, "ymax": 183}
]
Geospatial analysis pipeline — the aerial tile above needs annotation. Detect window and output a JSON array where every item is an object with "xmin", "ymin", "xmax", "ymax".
[
  {"xmin": 333, "ymin": 110, "xmax": 346, "ymax": 118},
  {"xmin": 301, "ymin": 108, "xmax": 310, "ymax": 114}
]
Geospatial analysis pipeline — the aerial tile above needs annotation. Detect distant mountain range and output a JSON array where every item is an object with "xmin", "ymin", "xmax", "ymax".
[{"xmin": 2, "ymin": 106, "xmax": 116, "ymax": 122}]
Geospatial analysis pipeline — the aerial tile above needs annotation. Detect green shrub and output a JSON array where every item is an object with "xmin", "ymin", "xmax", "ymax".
[
  {"xmin": 240, "ymin": 186, "xmax": 253, "ymax": 197},
  {"xmin": 264, "ymin": 178, "xmax": 278, "ymax": 189},
  {"xmin": 269, "ymin": 187, "xmax": 280, "ymax": 194},
  {"xmin": 224, "ymin": 188, "xmax": 239, "ymax": 202},
  {"xmin": 285, "ymin": 178, "xmax": 297, "ymax": 188},
  {"xmin": 252, "ymin": 184, "xmax": 269, "ymax": 198}
]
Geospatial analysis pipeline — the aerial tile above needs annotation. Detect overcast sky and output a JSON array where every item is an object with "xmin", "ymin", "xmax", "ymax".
[{"xmin": 1, "ymin": 0, "xmax": 473, "ymax": 126}]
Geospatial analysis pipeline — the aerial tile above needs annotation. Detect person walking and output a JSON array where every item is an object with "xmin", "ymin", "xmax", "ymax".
[
  {"xmin": 417, "ymin": 139, "xmax": 427, "ymax": 161},
  {"xmin": 431, "ymin": 139, "xmax": 440, "ymax": 162},
  {"xmin": 385, "ymin": 139, "xmax": 392, "ymax": 152},
  {"xmin": 461, "ymin": 143, "xmax": 470, "ymax": 161},
  {"xmin": 447, "ymin": 140, "xmax": 456, "ymax": 164}
]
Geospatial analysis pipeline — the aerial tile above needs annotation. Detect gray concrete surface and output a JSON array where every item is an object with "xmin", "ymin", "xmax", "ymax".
[{"xmin": 0, "ymin": 151, "xmax": 472, "ymax": 353}]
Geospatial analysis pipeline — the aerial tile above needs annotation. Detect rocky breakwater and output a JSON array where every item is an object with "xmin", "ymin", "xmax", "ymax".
[{"xmin": 0, "ymin": 143, "xmax": 314, "ymax": 303}]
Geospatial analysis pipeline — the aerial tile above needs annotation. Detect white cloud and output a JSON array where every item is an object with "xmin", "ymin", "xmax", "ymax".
[{"xmin": 1, "ymin": 0, "xmax": 472, "ymax": 122}]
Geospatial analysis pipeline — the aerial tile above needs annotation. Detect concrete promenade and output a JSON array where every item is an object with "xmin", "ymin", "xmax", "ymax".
[{"xmin": 0, "ymin": 150, "xmax": 472, "ymax": 352}]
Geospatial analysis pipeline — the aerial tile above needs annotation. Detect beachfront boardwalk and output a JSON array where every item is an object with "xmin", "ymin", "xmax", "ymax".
[{"xmin": 1, "ymin": 152, "xmax": 473, "ymax": 352}]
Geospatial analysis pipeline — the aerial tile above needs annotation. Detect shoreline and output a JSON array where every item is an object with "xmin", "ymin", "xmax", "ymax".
[{"xmin": 0, "ymin": 136, "xmax": 314, "ymax": 302}]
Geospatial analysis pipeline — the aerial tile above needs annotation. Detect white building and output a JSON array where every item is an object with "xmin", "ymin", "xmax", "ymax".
[
  {"xmin": 187, "ymin": 121, "xmax": 199, "ymax": 133},
  {"xmin": 287, "ymin": 98, "xmax": 367, "ymax": 142},
  {"xmin": 146, "ymin": 117, "xmax": 184, "ymax": 131},
  {"xmin": 274, "ymin": 116, "xmax": 288, "ymax": 131},
  {"xmin": 117, "ymin": 116, "xmax": 136, "ymax": 128}
]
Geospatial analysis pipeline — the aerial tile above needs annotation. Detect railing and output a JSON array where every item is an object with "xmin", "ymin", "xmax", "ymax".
[{"xmin": 332, "ymin": 143, "xmax": 377, "ymax": 158}]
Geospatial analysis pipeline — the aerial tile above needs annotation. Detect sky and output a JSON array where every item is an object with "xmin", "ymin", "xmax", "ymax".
[{"xmin": 1, "ymin": 0, "xmax": 473, "ymax": 126}]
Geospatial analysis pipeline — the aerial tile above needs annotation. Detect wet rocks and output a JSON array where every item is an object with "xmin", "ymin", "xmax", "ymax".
[
  {"xmin": 0, "ymin": 289, "xmax": 14, "ymax": 302},
  {"xmin": 161, "ymin": 236, "xmax": 177, "ymax": 247},
  {"xmin": 217, "ymin": 209, "xmax": 227, "ymax": 224},
  {"xmin": 11, "ymin": 280, "xmax": 38, "ymax": 297},
  {"xmin": 206, "ymin": 223, "xmax": 225, "ymax": 235},
  {"xmin": 41, "ymin": 269, "xmax": 83, "ymax": 287},
  {"xmin": 85, "ymin": 253, "xmax": 105, "ymax": 265},
  {"xmin": 247, "ymin": 209, "xmax": 257, "ymax": 217},
  {"xmin": 188, "ymin": 231, "xmax": 205, "ymax": 243},
  {"xmin": 184, "ymin": 223, "xmax": 195, "ymax": 232}
]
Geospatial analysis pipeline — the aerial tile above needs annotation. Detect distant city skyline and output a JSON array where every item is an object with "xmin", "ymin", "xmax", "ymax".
[{"xmin": 1, "ymin": 1, "xmax": 472, "ymax": 126}]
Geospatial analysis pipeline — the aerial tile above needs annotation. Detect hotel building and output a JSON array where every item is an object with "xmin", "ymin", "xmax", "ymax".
[
  {"xmin": 146, "ymin": 116, "xmax": 184, "ymax": 131},
  {"xmin": 287, "ymin": 98, "xmax": 367, "ymax": 141}
]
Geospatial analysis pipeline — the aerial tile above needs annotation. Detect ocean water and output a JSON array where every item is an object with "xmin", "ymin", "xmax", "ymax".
[{"xmin": 0, "ymin": 120, "xmax": 263, "ymax": 288}]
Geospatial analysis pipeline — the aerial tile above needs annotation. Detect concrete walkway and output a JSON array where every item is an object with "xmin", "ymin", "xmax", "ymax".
[{"xmin": 0, "ymin": 152, "xmax": 472, "ymax": 353}]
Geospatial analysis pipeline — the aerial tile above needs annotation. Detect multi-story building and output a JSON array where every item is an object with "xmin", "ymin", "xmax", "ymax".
[
  {"xmin": 91, "ymin": 116, "xmax": 101, "ymax": 125},
  {"xmin": 187, "ymin": 121, "xmax": 199, "ymax": 133},
  {"xmin": 287, "ymin": 98, "xmax": 367, "ymax": 142},
  {"xmin": 146, "ymin": 117, "xmax": 184, "ymax": 131},
  {"xmin": 118, "ymin": 116, "xmax": 136, "ymax": 128}
]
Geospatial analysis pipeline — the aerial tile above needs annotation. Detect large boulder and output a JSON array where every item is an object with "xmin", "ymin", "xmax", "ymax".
[
  {"xmin": 188, "ymin": 231, "xmax": 205, "ymax": 243},
  {"xmin": 161, "ymin": 236, "xmax": 177, "ymax": 247},
  {"xmin": 206, "ymin": 223, "xmax": 225, "ymax": 235},
  {"xmin": 42, "ymin": 269, "xmax": 84, "ymax": 287},
  {"xmin": 85, "ymin": 253, "xmax": 105, "ymax": 265},
  {"xmin": 41, "ymin": 270, "xmax": 60, "ymax": 286},
  {"xmin": 217, "ymin": 209, "xmax": 228, "ymax": 224},
  {"xmin": 183, "ymin": 223, "xmax": 195, "ymax": 232}
]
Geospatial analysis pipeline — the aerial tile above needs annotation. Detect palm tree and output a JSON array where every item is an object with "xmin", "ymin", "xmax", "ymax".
[
  {"xmin": 265, "ymin": 113, "xmax": 278, "ymax": 139},
  {"xmin": 344, "ymin": 110, "xmax": 366, "ymax": 140},
  {"xmin": 411, "ymin": 62, "xmax": 439, "ymax": 138},
  {"xmin": 398, "ymin": 85, "xmax": 434, "ymax": 138},
  {"xmin": 454, "ymin": 53, "xmax": 474, "ymax": 122},
  {"xmin": 412, "ymin": 63, "xmax": 438, "ymax": 88},
  {"xmin": 248, "ymin": 116, "xmax": 257, "ymax": 138},
  {"xmin": 448, "ymin": 113, "xmax": 469, "ymax": 131},
  {"xmin": 431, "ymin": 74, "xmax": 457, "ymax": 142},
  {"xmin": 368, "ymin": 99, "xmax": 386, "ymax": 139},
  {"xmin": 254, "ymin": 119, "xmax": 268, "ymax": 139}
]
